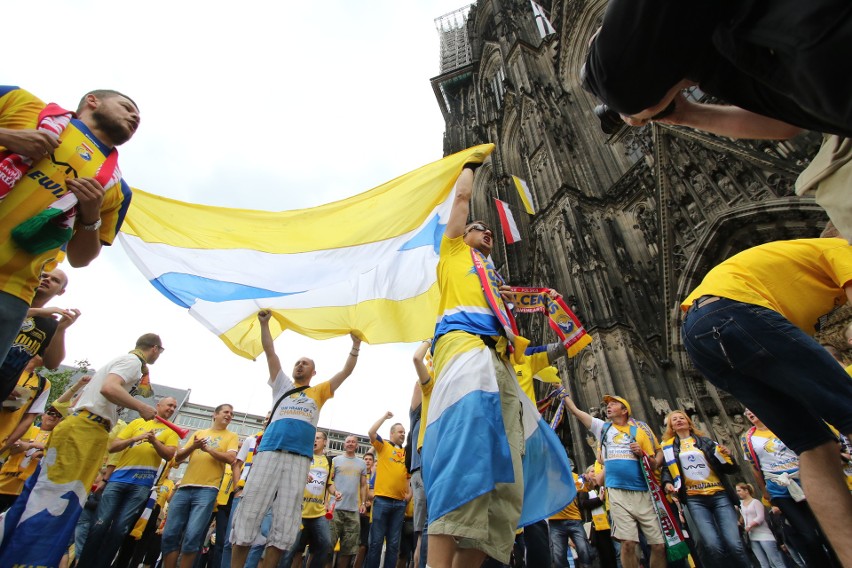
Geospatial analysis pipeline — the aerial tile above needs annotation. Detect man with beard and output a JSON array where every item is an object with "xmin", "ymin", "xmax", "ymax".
[{"xmin": 0, "ymin": 86, "xmax": 140, "ymax": 368}]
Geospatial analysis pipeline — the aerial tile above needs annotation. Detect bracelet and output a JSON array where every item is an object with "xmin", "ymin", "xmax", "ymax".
[{"xmin": 350, "ymin": 351, "xmax": 359, "ymax": 357}]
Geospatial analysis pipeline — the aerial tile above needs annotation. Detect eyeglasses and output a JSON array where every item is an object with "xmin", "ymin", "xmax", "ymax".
[
  {"xmin": 464, "ymin": 223, "xmax": 491, "ymax": 236},
  {"xmin": 152, "ymin": 345, "xmax": 165, "ymax": 352}
]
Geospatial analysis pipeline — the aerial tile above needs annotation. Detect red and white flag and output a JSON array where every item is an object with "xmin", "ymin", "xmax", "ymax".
[{"xmin": 494, "ymin": 198, "xmax": 521, "ymax": 244}]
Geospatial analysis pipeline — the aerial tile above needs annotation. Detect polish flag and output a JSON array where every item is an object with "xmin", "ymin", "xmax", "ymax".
[{"xmin": 494, "ymin": 198, "xmax": 521, "ymax": 244}]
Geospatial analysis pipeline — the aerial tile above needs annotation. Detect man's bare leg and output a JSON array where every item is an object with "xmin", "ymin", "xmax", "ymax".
[
  {"xmin": 260, "ymin": 545, "xmax": 284, "ymax": 568},
  {"xmin": 799, "ymin": 441, "xmax": 852, "ymax": 567},
  {"xmin": 230, "ymin": 544, "xmax": 250, "ymax": 568},
  {"xmin": 648, "ymin": 543, "xmax": 666, "ymax": 568},
  {"xmin": 427, "ymin": 534, "xmax": 456, "ymax": 568},
  {"xmin": 336, "ymin": 554, "xmax": 353, "ymax": 568},
  {"xmin": 163, "ymin": 551, "xmax": 179, "ymax": 568},
  {"xmin": 452, "ymin": 547, "xmax": 486, "ymax": 568},
  {"xmin": 179, "ymin": 552, "xmax": 198, "ymax": 568},
  {"xmin": 619, "ymin": 540, "xmax": 639, "ymax": 568}
]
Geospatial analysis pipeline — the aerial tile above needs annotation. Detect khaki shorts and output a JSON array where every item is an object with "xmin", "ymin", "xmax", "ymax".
[
  {"xmin": 330, "ymin": 509, "xmax": 361, "ymax": 556},
  {"xmin": 607, "ymin": 487, "xmax": 664, "ymax": 545},
  {"xmin": 428, "ymin": 346, "xmax": 524, "ymax": 564}
]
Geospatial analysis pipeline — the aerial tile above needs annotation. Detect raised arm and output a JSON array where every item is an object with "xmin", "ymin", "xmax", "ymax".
[
  {"xmin": 328, "ymin": 333, "xmax": 362, "ymax": 394},
  {"xmin": 257, "ymin": 310, "xmax": 281, "ymax": 380},
  {"xmin": 369, "ymin": 411, "xmax": 392, "ymax": 444},
  {"xmin": 445, "ymin": 151, "xmax": 485, "ymax": 238},
  {"xmin": 563, "ymin": 394, "xmax": 594, "ymax": 430},
  {"xmin": 54, "ymin": 375, "xmax": 91, "ymax": 405},
  {"xmin": 412, "ymin": 340, "xmax": 432, "ymax": 386},
  {"xmin": 41, "ymin": 308, "xmax": 80, "ymax": 369}
]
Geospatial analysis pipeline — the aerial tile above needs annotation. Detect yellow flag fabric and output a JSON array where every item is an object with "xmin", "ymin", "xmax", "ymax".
[{"xmin": 119, "ymin": 145, "xmax": 495, "ymax": 359}]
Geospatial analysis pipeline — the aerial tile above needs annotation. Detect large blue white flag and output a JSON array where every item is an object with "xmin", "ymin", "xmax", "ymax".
[{"xmin": 119, "ymin": 145, "xmax": 494, "ymax": 358}]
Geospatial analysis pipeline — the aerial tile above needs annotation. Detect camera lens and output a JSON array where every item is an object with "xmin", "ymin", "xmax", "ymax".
[{"xmin": 593, "ymin": 104, "xmax": 624, "ymax": 135}]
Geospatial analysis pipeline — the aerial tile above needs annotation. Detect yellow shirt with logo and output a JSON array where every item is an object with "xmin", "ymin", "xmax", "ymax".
[
  {"xmin": 180, "ymin": 428, "xmax": 239, "ymax": 489},
  {"xmin": 372, "ymin": 437, "xmax": 408, "ymax": 501},
  {"xmin": 0, "ymin": 87, "xmax": 131, "ymax": 303},
  {"xmin": 110, "ymin": 418, "xmax": 179, "ymax": 487},
  {"xmin": 683, "ymin": 238, "xmax": 852, "ymax": 334},
  {"xmin": 514, "ymin": 350, "xmax": 551, "ymax": 404},
  {"xmin": 0, "ymin": 425, "xmax": 50, "ymax": 495},
  {"xmin": 302, "ymin": 454, "xmax": 331, "ymax": 519},
  {"xmin": 0, "ymin": 371, "xmax": 50, "ymax": 447},
  {"xmin": 678, "ymin": 437, "xmax": 724, "ymax": 496}
]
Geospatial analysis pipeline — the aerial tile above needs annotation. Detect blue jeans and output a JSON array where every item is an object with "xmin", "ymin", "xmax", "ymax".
[
  {"xmin": 77, "ymin": 481, "xmax": 152, "ymax": 568},
  {"xmin": 222, "ymin": 496, "xmax": 269, "ymax": 568},
  {"xmin": 750, "ymin": 540, "xmax": 787, "ymax": 568},
  {"xmin": 161, "ymin": 486, "xmax": 218, "ymax": 555},
  {"xmin": 549, "ymin": 519, "xmax": 593, "ymax": 567},
  {"xmin": 280, "ymin": 516, "xmax": 332, "ymax": 568},
  {"xmin": 0, "ymin": 291, "xmax": 29, "ymax": 397},
  {"xmin": 365, "ymin": 496, "xmax": 406, "ymax": 568},
  {"xmin": 682, "ymin": 298, "xmax": 852, "ymax": 454},
  {"xmin": 685, "ymin": 493, "xmax": 750, "ymax": 568}
]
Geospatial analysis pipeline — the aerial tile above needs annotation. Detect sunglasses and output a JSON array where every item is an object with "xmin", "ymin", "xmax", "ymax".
[
  {"xmin": 464, "ymin": 223, "xmax": 491, "ymax": 236},
  {"xmin": 45, "ymin": 410, "xmax": 62, "ymax": 418}
]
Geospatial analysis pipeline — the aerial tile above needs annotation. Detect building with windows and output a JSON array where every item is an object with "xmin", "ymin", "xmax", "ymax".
[{"xmin": 430, "ymin": 0, "xmax": 835, "ymax": 475}]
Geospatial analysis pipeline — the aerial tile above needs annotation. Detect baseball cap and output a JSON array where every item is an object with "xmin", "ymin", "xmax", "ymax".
[{"xmin": 603, "ymin": 394, "xmax": 631, "ymax": 416}]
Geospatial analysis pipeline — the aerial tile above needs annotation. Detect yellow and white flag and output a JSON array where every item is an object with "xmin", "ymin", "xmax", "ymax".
[
  {"xmin": 119, "ymin": 145, "xmax": 495, "ymax": 359},
  {"xmin": 512, "ymin": 175, "xmax": 535, "ymax": 214}
]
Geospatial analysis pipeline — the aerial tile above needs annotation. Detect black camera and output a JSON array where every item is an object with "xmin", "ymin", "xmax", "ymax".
[{"xmin": 594, "ymin": 104, "xmax": 624, "ymax": 135}]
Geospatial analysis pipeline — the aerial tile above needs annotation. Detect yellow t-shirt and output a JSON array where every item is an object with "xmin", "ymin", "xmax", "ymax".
[
  {"xmin": 682, "ymin": 238, "xmax": 852, "ymax": 334},
  {"xmin": 157, "ymin": 478, "xmax": 176, "ymax": 507},
  {"xmin": 180, "ymin": 428, "xmax": 239, "ymax": 489},
  {"xmin": 302, "ymin": 454, "xmax": 331, "ymax": 519},
  {"xmin": 372, "ymin": 437, "xmax": 408, "ymax": 501},
  {"xmin": 217, "ymin": 465, "xmax": 234, "ymax": 507},
  {"xmin": 0, "ymin": 87, "xmax": 132, "ymax": 303},
  {"xmin": 0, "ymin": 371, "xmax": 50, "ymax": 447},
  {"xmin": 0, "ymin": 425, "xmax": 50, "ymax": 495},
  {"xmin": 550, "ymin": 473, "xmax": 583, "ymax": 520},
  {"xmin": 416, "ymin": 378, "xmax": 433, "ymax": 452},
  {"xmin": 110, "ymin": 418, "xmax": 179, "ymax": 486},
  {"xmin": 678, "ymin": 437, "xmax": 725, "ymax": 496},
  {"xmin": 514, "ymin": 350, "xmax": 551, "ymax": 404},
  {"xmin": 434, "ymin": 235, "xmax": 503, "ymax": 339}
]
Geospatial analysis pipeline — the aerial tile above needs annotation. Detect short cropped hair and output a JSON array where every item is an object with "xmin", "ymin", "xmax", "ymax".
[
  {"xmin": 136, "ymin": 333, "xmax": 162, "ymax": 349},
  {"xmin": 77, "ymin": 89, "xmax": 139, "ymax": 114}
]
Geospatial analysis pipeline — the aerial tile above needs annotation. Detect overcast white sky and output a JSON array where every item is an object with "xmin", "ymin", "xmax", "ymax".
[{"xmin": 9, "ymin": 0, "xmax": 472, "ymax": 437}]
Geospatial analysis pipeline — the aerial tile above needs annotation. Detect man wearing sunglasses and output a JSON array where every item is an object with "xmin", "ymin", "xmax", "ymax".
[
  {"xmin": 0, "ymin": 333, "xmax": 161, "ymax": 567},
  {"xmin": 424, "ymin": 154, "xmax": 526, "ymax": 568},
  {"xmin": 0, "ymin": 86, "xmax": 140, "ymax": 372}
]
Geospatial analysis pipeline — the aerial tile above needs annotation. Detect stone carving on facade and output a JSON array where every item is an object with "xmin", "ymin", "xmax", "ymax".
[
  {"xmin": 711, "ymin": 415, "xmax": 733, "ymax": 447},
  {"xmin": 730, "ymin": 414, "xmax": 748, "ymax": 438},
  {"xmin": 650, "ymin": 396, "xmax": 672, "ymax": 419},
  {"xmin": 676, "ymin": 397, "xmax": 697, "ymax": 414}
]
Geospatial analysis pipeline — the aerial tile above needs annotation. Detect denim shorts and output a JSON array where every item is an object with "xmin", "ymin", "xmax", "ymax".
[{"xmin": 682, "ymin": 297, "xmax": 852, "ymax": 453}]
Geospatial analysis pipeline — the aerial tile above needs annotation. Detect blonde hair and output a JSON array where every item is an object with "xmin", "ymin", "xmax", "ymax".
[
  {"xmin": 736, "ymin": 482, "xmax": 755, "ymax": 496},
  {"xmin": 662, "ymin": 410, "xmax": 705, "ymax": 440}
]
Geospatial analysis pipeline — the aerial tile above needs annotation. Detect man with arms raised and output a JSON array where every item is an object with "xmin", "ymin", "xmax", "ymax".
[
  {"xmin": 230, "ymin": 310, "xmax": 362, "ymax": 568},
  {"xmin": 366, "ymin": 412, "xmax": 408, "ymax": 568}
]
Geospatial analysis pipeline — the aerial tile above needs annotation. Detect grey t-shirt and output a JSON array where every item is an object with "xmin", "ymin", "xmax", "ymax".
[{"xmin": 331, "ymin": 454, "xmax": 367, "ymax": 512}]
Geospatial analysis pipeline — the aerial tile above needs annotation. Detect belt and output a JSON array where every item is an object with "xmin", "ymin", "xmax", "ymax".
[
  {"xmin": 73, "ymin": 409, "xmax": 112, "ymax": 431},
  {"xmin": 476, "ymin": 334, "xmax": 499, "ymax": 350},
  {"xmin": 686, "ymin": 295, "xmax": 722, "ymax": 318}
]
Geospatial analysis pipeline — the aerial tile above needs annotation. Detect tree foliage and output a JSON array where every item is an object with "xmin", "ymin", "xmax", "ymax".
[{"xmin": 40, "ymin": 359, "xmax": 92, "ymax": 407}]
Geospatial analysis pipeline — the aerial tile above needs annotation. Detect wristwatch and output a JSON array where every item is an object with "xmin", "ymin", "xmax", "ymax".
[{"xmin": 80, "ymin": 218, "xmax": 102, "ymax": 231}]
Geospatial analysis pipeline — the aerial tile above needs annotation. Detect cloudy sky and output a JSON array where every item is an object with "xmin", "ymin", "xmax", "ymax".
[{"xmin": 10, "ymin": 0, "xmax": 474, "ymax": 436}]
